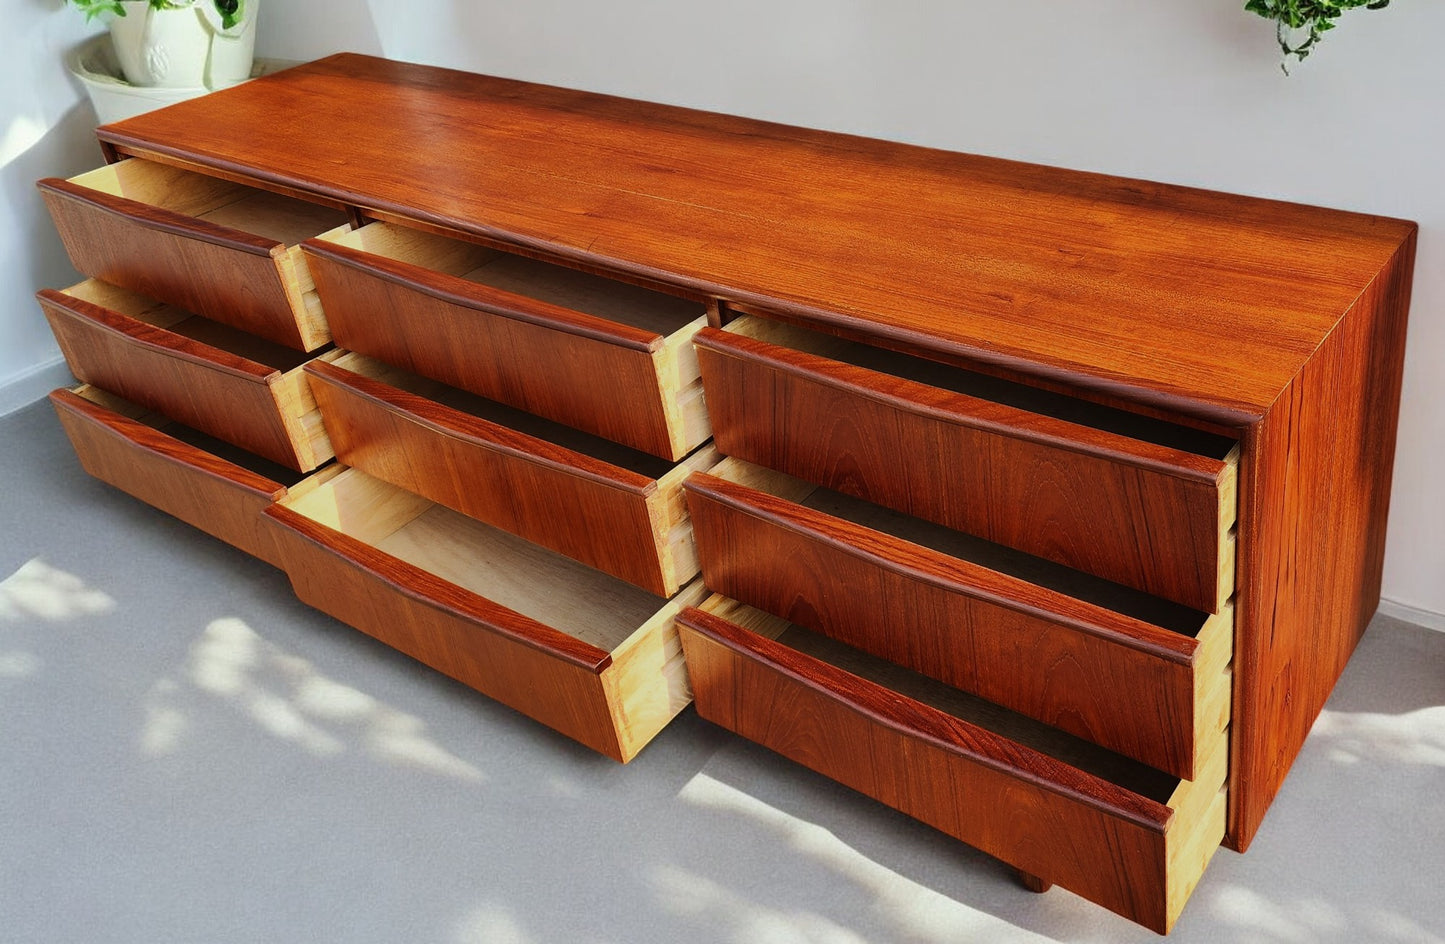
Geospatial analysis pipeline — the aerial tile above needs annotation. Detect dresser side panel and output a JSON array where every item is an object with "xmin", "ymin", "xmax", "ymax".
[{"xmin": 1229, "ymin": 230, "xmax": 1415, "ymax": 851}]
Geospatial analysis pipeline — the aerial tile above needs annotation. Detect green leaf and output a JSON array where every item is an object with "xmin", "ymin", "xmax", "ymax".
[{"xmin": 1246, "ymin": 0, "xmax": 1392, "ymax": 71}]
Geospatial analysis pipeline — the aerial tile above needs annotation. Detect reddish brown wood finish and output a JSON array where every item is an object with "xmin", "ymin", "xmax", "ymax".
[
  {"xmin": 50, "ymin": 387, "xmax": 290, "ymax": 566},
  {"xmin": 304, "ymin": 358, "xmax": 692, "ymax": 595},
  {"xmin": 38, "ymin": 175, "xmax": 331, "ymax": 351},
  {"xmin": 677, "ymin": 604, "xmax": 1185, "ymax": 932},
  {"xmin": 1017, "ymin": 871, "xmax": 1053, "ymax": 894},
  {"xmin": 264, "ymin": 483, "xmax": 702, "ymax": 763},
  {"xmin": 302, "ymin": 238, "xmax": 696, "ymax": 459},
  {"xmin": 98, "ymin": 53, "xmax": 1412, "ymax": 423},
  {"xmin": 68, "ymin": 51, "xmax": 1418, "ymax": 870},
  {"xmin": 263, "ymin": 500, "xmax": 629, "ymax": 752},
  {"xmin": 684, "ymin": 470, "xmax": 1229, "ymax": 779},
  {"xmin": 695, "ymin": 325, "xmax": 1235, "ymax": 612},
  {"xmin": 1228, "ymin": 233, "xmax": 1416, "ymax": 851},
  {"xmin": 38, "ymin": 288, "xmax": 329, "ymax": 472}
]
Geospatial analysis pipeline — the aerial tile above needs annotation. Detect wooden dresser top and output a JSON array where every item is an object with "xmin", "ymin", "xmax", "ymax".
[{"xmin": 98, "ymin": 53, "xmax": 1416, "ymax": 424}]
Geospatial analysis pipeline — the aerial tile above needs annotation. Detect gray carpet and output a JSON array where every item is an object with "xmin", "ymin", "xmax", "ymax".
[{"xmin": 2, "ymin": 397, "xmax": 1441, "ymax": 944}]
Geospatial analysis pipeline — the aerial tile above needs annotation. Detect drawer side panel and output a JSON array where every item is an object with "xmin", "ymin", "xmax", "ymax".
[
  {"xmin": 263, "ymin": 503, "xmax": 626, "ymax": 760},
  {"xmin": 306, "ymin": 361, "xmax": 675, "ymax": 595},
  {"xmin": 49, "ymin": 388, "xmax": 288, "ymax": 566},
  {"xmin": 685, "ymin": 471, "xmax": 1211, "ymax": 778},
  {"xmin": 40, "ymin": 292, "xmax": 306, "ymax": 470},
  {"xmin": 305, "ymin": 244, "xmax": 684, "ymax": 459},
  {"xmin": 698, "ymin": 336, "xmax": 1230, "ymax": 611},
  {"xmin": 40, "ymin": 180, "xmax": 309, "ymax": 350},
  {"xmin": 677, "ymin": 607, "xmax": 1175, "ymax": 932}
]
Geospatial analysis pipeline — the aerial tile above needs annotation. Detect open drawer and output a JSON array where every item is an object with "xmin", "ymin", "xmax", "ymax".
[
  {"xmin": 49, "ymin": 385, "xmax": 333, "ymax": 567},
  {"xmin": 39, "ymin": 280, "xmax": 335, "ymax": 472},
  {"xmin": 305, "ymin": 352, "xmax": 718, "ymax": 596},
  {"xmin": 685, "ymin": 458, "xmax": 1232, "ymax": 780},
  {"xmin": 677, "ymin": 595, "xmax": 1228, "ymax": 934},
  {"xmin": 695, "ymin": 315, "xmax": 1239, "ymax": 612},
  {"xmin": 301, "ymin": 222, "xmax": 711, "ymax": 460},
  {"xmin": 263, "ymin": 467, "xmax": 706, "ymax": 761},
  {"xmin": 38, "ymin": 158, "xmax": 349, "ymax": 351}
]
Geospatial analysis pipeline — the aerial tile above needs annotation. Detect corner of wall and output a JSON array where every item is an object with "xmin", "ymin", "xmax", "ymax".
[{"xmin": 0, "ymin": 356, "xmax": 74, "ymax": 419}]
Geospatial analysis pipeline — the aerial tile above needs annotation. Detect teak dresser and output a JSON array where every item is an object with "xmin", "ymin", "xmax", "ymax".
[{"xmin": 36, "ymin": 54, "xmax": 1415, "ymax": 933}]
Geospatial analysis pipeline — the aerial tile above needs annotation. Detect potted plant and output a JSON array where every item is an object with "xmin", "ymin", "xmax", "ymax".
[
  {"xmin": 68, "ymin": 0, "xmax": 257, "ymax": 89},
  {"xmin": 1245, "ymin": 0, "xmax": 1391, "ymax": 71}
]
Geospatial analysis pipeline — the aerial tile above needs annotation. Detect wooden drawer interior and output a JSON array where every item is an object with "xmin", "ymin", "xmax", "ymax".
[
  {"xmin": 304, "ymin": 222, "xmax": 711, "ymax": 459},
  {"xmin": 678, "ymin": 594, "xmax": 1228, "ymax": 934},
  {"xmin": 40, "ymin": 279, "xmax": 335, "ymax": 472},
  {"xmin": 307, "ymin": 351, "xmax": 717, "ymax": 596},
  {"xmin": 265, "ymin": 467, "xmax": 705, "ymax": 761},
  {"xmin": 321, "ymin": 221, "xmax": 707, "ymax": 339},
  {"xmin": 697, "ymin": 314, "xmax": 1240, "ymax": 611},
  {"xmin": 39, "ymin": 159, "xmax": 350, "ymax": 351},
  {"xmin": 687, "ymin": 456, "xmax": 1233, "ymax": 779}
]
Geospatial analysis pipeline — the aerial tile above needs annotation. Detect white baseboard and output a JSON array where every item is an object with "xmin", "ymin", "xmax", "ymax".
[
  {"xmin": 0, "ymin": 356, "xmax": 73, "ymax": 418},
  {"xmin": 1378, "ymin": 597, "xmax": 1445, "ymax": 634}
]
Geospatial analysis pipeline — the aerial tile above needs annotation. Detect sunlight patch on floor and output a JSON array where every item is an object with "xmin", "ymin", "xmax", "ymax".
[
  {"xmin": 1311, "ymin": 706, "xmax": 1445, "ymax": 767},
  {"xmin": 1209, "ymin": 885, "xmax": 1444, "ymax": 944},
  {"xmin": 1210, "ymin": 886, "xmax": 1346, "ymax": 943},
  {"xmin": 451, "ymin": 902, "xmax": 535, "ymax": 944},
  {"xmin": 0, "ymin": 558, "xmax": 116, "ymax": 622},
  {"xmin": 0, "ymin": 649, "xmax": 42, "ymax": 678},
  {"xmin": 652, "ymin": 865, "xmax": 872, "ymax": 944},
  {"xmin": 140, "ymin": 616, "xmax": 484, "ymax": 781},
  {"xmin": 674, "ymin": 771, "xmax": 1041, "ymax": 943}
]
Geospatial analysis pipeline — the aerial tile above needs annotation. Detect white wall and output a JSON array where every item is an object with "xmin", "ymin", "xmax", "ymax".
[
  {"xmin": 6, "ymin": 1, "xmax": 1441, "ymax": 617},
  {"xmin": 0, "ymin": 3, "xmax": 107, "ymax": 413}
]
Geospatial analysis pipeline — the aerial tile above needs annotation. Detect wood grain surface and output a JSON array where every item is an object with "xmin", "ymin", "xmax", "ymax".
[
  {"xmin": 265, "ymin": 468, "xmax": 703, "ymax": 761},
  {"xmin": 39, "ymin": 160, "xmax": 346, "ymax": 351},
  {"xmin": 685, "ymin": 465, "xmax": 1232, "ymax": 778},
  {"xmin": 66, "ymin": 51, "xmax": 1419, "ymax": 874},
  {"xmin": 50, "ymin": 386, "xmax": 292, "ymax": 566},
  {"xmin": 677, "ymin": 597, "xmax": 1225, "ymax": 933},
  {"xmin": 38, "ymin": 284, "xmax": 332, "ymax": 471},
  {"xmin": 97, "ymin": 53, "xmax": 1414, "ymax": 423},
  {"xmin": 1228, "ymin": 232, "xmax": 1416, "ymax": 851},
  {"xmin": 306, "ymin": 354, "xmax": 709, "ymax": 595},
  {"xmin": 303, "ymin": 236, "xmax": 707, "ymax": 459},
  {"xmin": 696, "ymin": 320, "xmax": 1238, "ymax": 612}
]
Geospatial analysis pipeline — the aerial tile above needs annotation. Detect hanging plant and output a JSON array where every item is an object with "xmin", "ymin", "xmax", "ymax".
[{"xmin": 1245, "ymin": 0, "xmax": 1391, "ymax": 71}]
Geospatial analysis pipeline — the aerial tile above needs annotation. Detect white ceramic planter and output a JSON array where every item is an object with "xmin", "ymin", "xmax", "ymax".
[{"xmin": 108, "ymin": 0, "xmax": 258, "ymax": 89}]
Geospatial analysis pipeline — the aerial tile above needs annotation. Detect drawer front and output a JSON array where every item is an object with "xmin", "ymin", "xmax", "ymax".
[
  {"xmin": 685, "ymin": 467, "xmax": 1233, "ymax": 780},
  {"xmin": 677, "ymin": 597, "xmax": 1227, "ymax": 934},
  {"xmin": 305, "ymin": 357, "xmax": 711, "ymax": 596},
  {"xmin": 264, "ymin": 469, "xmax": 703, "ymax": 762},
  {"xmin": 50, "ymin": 386, "xmax": 291, "ymax": 567},
  {"xmin": 38, "ymin": 283, "xmax": 332, "ymax": 472},
  {"xmin": 38, "ymin": 160, "xmax": 346, "ymax": 351},
  {"xmin": 696, "ymin": 320, "xmax": 1238, "ymax": 612},
  {"xmin": 303, "ymin": 235, "xmax": 707, "ymax": 460}
]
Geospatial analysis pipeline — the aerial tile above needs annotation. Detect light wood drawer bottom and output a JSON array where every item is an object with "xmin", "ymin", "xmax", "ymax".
[
  {"xmin": 678, "ymin": 594, "xmax": 1229, "ymax": 934},
  {"xmin": 264, "ymin": 467, "xmax": 704, "ymax": 762}
]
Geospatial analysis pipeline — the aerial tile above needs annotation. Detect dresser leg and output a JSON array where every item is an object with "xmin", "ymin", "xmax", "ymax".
[{"xmin": 1016, "ymin": 869, "xmax": 1052, "ymax": 894}]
